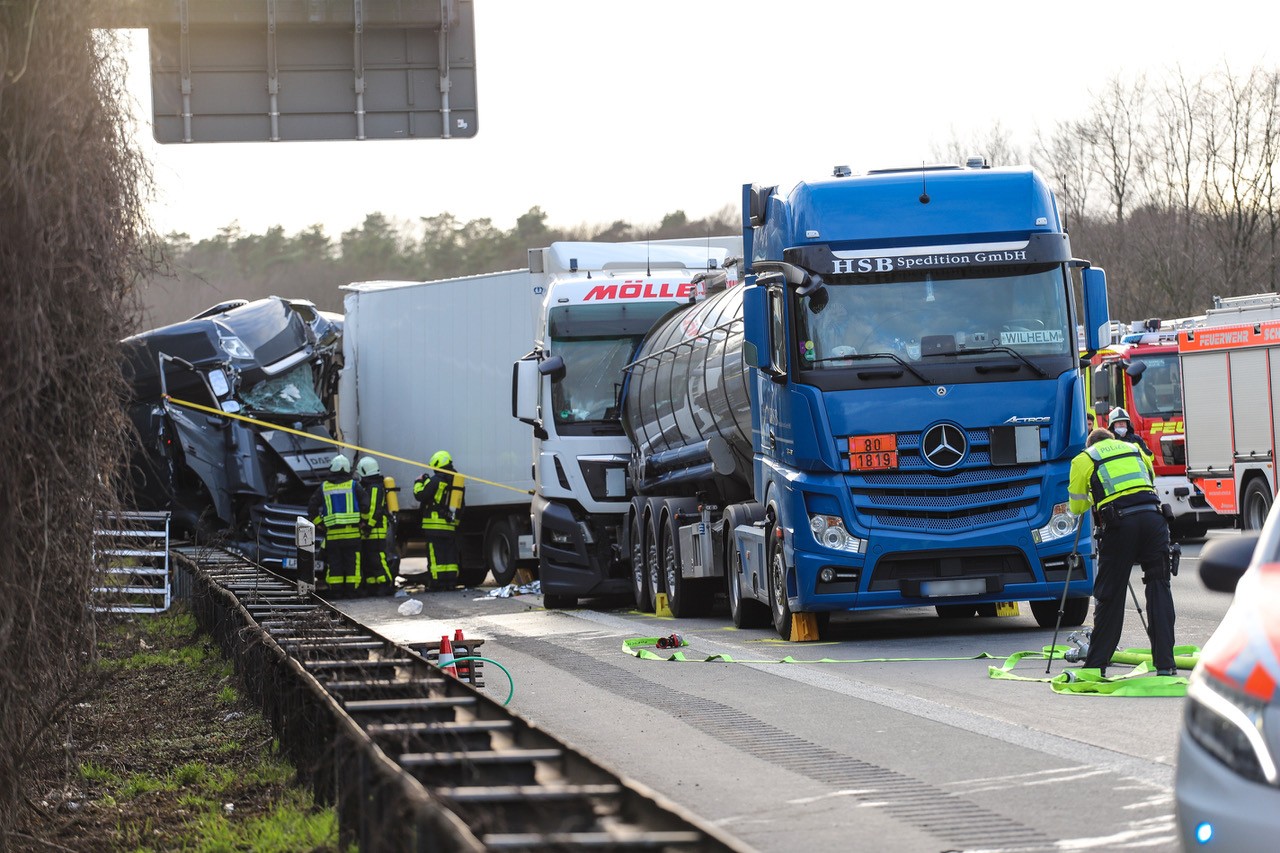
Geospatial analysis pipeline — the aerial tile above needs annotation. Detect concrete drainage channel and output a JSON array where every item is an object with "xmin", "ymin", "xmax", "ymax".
[{"xmin": 172, "ymin": 547, "xmax": 747, "ymax": 853}]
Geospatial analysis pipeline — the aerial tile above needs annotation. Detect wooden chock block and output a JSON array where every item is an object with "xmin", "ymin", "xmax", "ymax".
[
  {"xmin": 654, "ymin": 593, "xmax": 672, "ymax": 618},
  {"xmin": 515, "ymin": 568, "xmax": 535, "ymax": 586},
  {"xmin": 791, "ymin": 612, "xmax": 819, "ymax": 642}
]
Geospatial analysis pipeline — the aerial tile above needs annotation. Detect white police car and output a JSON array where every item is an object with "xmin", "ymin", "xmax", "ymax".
[{"xmin": 1175, "ymin": 514, "xmax": 1280, "ymax": 849}]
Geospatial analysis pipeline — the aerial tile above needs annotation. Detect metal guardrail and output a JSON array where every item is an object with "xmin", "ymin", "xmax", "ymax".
[{"xmin": 173, "ymin": 545, "xmax": 751, "ymax": 852}]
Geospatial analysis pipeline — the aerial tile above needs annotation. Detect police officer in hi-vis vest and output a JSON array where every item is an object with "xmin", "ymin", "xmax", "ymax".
[
  {"xmin": 355, "ymin": 456, "xmax": 396, "ymax": 596},
  {"xmin": 413, "ymin": 450, "xmax": 465, "ymax": 590},
  {"xmin": 307, "ymin": 454, "xmax": 369, "ymax": 597},
  {"xmin": 1068, "ymin": 428, "xmax": 1177, "ymax": 676}
]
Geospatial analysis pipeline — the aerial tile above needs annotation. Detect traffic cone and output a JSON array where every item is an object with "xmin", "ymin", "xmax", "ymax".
[
  {"xmin": 437, "ymin": 634, "xmax": 458, "ymax": 678},
  {"xmin": 452, "ymin": 628, "xmax": 470, "ymax": 680}
]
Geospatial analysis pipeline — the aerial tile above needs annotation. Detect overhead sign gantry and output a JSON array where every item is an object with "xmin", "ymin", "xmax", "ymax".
[{"xmin": 97, "ymin": 0, "xmax": 477, "ymax": 143}]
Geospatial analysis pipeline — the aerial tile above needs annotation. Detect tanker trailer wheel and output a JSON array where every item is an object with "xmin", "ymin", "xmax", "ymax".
[
  {"xmin": 662, "ymin": 514, "xmax": 713, "ymax": 618},
  {"xmin": 1242, "ymin": 477, "xmax": 1273, "ymax": 531},
  {"xmin": 645, "ymin": 515, "xmax": 664, "ymax": 608},
  {"xmin": 630, "ymin": 515, "xmax": 652, "ymax": 612},
  {"xmin": 725, "ymin": 507, "xmax": 769, "ymax": 628},
  {"xmin": 484, "ymin": 518, "xmax": 519, "ymax": 587}
]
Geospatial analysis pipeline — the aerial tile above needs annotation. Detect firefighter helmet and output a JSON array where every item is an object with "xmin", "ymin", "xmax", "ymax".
[
  {"xmin": 356, "ymin": 456, "xmax": 380, "ymax": 478},
  {"xmin": 329, "ymin": 454, "xmax": 352, "ymax": 474},
  {"xmin": 1108, "ymin": 407, "xmax": 1132, "ymax": 425},
  {"xmin": 429, "ymin": 450, "xmax": 452, "ymax": 469}
]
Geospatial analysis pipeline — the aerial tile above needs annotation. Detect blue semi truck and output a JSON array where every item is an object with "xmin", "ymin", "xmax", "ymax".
[{"xmin": 623, "ymin": 162, "xmax": 1111, "ymax": 639}]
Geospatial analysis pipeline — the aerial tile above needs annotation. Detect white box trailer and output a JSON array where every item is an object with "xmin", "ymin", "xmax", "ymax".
[{"xmin": 340, "ymin": 271, "xmax": 540, "ymax": 587}]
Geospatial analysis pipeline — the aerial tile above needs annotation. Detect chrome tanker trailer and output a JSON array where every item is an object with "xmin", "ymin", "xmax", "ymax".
[{"xmin": 623, "ymin": 276, "xmax": 763, "ymax": 620}]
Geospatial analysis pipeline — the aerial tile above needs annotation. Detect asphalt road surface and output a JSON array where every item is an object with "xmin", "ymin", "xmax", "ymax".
[{"xmin": 335, "ymin": 531, "xmax": 1238, "ymax": 852}]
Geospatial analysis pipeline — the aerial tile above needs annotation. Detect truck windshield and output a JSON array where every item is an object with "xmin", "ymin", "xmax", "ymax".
[
  {"xmin": 799, "ymin": 264, "xmax": 1072, "ymax": 379},
  {"xmin": 239, "ymin": 362, "xmax": 326, "ymax": 416},
  {"xmin": 1130, "ymin": 354, "xmax": 1183, "ymax": 418},
  {"xmin": 549, "ymin": 302, "xmax": 678, "ymax": 428}
]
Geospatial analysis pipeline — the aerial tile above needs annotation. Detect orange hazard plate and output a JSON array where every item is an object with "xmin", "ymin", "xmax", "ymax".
[{"xmin": 848, "ymin": 433, "xmax": 898, "ymax": 471}]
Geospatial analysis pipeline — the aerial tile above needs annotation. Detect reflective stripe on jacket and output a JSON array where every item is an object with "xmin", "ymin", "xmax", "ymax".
[
  {"xmin": 415, "ymin": 471, "xmax": 462, "ymax": 531},
  {"xmin": 1067, "ymin": 438, "xmax": 1156, "ymax": 516},
  {"xmin": 361, "ymin": 476, "xmax": 388, "ymax": 537},
  {"xmin": 322, "ymin": 479, "xmax": 362, "ymax": 539}
]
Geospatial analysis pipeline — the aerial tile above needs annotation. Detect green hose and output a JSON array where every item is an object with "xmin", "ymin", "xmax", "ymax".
[{"xmin": 443, "ymin": 656, "xmax": 514, "ymax": 706}]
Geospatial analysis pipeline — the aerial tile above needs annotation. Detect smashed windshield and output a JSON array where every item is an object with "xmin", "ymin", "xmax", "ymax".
[
  {"xmin": 239, "ymin": 362, "xmax": 325, "ymax": 415},
  {"xmin": 549, "ymin": 302, "xmax": 677, "ymax": 427},
  {"xmin": 800, "ymin": 264, "xmax": 1071, "ymax": 368}
]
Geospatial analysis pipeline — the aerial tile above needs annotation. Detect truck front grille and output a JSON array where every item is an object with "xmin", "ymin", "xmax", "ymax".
[{"xmin": 846, "ymin": 427, "xmax": 1045, "ymax": 532}]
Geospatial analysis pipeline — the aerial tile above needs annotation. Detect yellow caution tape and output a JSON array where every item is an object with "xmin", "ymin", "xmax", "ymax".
[{"xmin": 164, "ymin": 395, "xmax": 534, "ymax": 496}]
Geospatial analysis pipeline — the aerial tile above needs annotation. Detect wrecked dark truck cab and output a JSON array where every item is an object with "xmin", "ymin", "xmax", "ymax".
[{"xmin": 122, "ymin": 297, "xmax": 342, "ymax": 573}]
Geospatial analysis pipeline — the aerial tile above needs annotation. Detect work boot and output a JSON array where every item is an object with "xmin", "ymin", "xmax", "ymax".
[{"xmin": 1156, "ymin": 668, "xmax": 1176, "ymax": 676}]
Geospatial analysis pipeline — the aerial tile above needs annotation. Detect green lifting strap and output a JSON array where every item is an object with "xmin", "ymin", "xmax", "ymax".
[{"xmin": 623, "ymin": 638, "xmax": 1200, "ymax": 697}]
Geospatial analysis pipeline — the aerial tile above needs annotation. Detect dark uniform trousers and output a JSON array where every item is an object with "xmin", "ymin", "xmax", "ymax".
[{"xmin": 1084, "ymin": 506, "xmax": 1176, "ymax": 672}]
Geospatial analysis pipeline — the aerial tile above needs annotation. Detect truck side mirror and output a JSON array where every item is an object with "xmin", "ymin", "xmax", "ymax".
[
  {"xmin": 1125, "ymin": 360, "xmax": 1147, "ymax": 383},
  {"xmin": 742, "ymin": 280, "xmax": 777, "ymax": 374},
  {"xmin": 538, "ymin": 354, "xmax": 566, "ymax": 381},
  {"xmin": 1081, "ymin": 267, "xmax": 1110, "ymax": 351},
  {"xmin": 512, "ymin": 356, "xmax": 542, "ymax": 426}
]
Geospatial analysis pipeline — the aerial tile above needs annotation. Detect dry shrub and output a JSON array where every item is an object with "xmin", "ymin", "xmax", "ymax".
[{"xmin": 0, "ymin": 1, "xmax": 154, "ymax": 840}]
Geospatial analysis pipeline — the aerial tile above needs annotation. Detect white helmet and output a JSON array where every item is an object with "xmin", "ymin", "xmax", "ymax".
[
  {"xmin": 355, "ymin": 456, "xmax": 380, "ymax": 478},
  {"xmin": 1108, "ymin": 407, "xmax": 1131, "ymax": 425},
  {"xmin": 329, "ymin": 454, "xmax": 351, "ymax": 474}
]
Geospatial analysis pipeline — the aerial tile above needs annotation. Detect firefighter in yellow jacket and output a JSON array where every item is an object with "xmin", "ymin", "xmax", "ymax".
[
  {"xmin": 413, "ymin": 450, "xmax": 465, "ymax": 590},
  {"xmin": 1068, "ymin": 428, "xmax": 1176, "ymax": 676},
  {"xmin": 307, "ymin": 454, "xmax": 369, "ymax": 597},
  {"xmin": 355, "ymin": 456, "xmax": 395, "ymax": 596}
]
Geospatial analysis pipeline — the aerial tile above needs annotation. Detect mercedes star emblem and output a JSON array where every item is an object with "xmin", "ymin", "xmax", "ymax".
[{"xmin": 921, "ymin": 423, "xmax": 966, "ymax": 469}]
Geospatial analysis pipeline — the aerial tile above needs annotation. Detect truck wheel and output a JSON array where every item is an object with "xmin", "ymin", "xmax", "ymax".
[
  {"xmin": 1242, "ymin": 478, "xmax": 1272, "ymax": 531},
  {"xmin": 630, "ymin": 515, "xmax": 652, "ymax": 612},
  {"xmin": 767, "ymin": 530, "xmax": 793, "ymax": 640},
  {"xmin": 484, "ymin": 518, "xmax": 519, "ymax": 587},
  {"xmin": 646, "ymin": 515, "xmax": 664, "ymax": 607},
  {"xmin": 662, "ymin": 514, "xmax": 713, "ymax": 617},
  {"xmin": 1030, "ymin": 597, "xmax": 1089, "ymax": 628}
]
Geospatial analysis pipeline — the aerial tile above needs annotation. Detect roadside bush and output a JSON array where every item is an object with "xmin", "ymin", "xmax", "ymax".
[{"xmin": 0, "ymin": 1, "xmax": 153, "ymax": 840}]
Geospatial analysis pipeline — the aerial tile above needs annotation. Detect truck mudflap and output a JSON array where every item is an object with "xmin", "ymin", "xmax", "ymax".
[{"xmin": 536, "ymin": 498, "xmax": 629, "ymax": 598}]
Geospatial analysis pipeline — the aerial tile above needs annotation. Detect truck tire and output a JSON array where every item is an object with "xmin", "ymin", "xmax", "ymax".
[
  {"xmin": 662, "ymin": 514, "xmax": 713, "ymax": 618},
  {"xmin": 1030, "ymin": 597, "xmax": 1089, "ymax": 628},
  {"xmin": 1242, "ymin": 478, "xmax": 1273, "ymax": 531},
  {"xmin": 484, "ymin": 518, "xmax": 519, "ymax": 587},
  {"xmin": 645, "ymin": 515, "xmax": 664, "ymax": 608},
  {"xmin": 767, "ymin": 528, "xmax": 794, "ymax": 640},
  {"xmin": 630, "ymin": 515, "xmax": 652, "ymax": 612},
  {"xmin": 725, "ymin": 507, "xmax": 769, "ymax": 628}
]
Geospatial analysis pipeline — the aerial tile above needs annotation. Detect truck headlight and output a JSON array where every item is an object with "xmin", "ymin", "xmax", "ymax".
[
  {"xmin": 1032, "ymin": 502, "xmax": 1076, "ymax": 544},
  {"xmin": 1185, "ymin": 672, "xmax": 1278, "ymax": 785},
  {"xmin": 218, "ymin": 333, "xmax": 253, "ymax": 360},
  {"xmin": 809, "ymin": 514, "xmax": 863, "ymax": 553}
]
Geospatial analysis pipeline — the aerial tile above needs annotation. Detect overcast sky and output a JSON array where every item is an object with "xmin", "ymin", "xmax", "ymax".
[{"xmin": 123, "ymin": 0, "xmax": 1280, "ymax": 241}]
